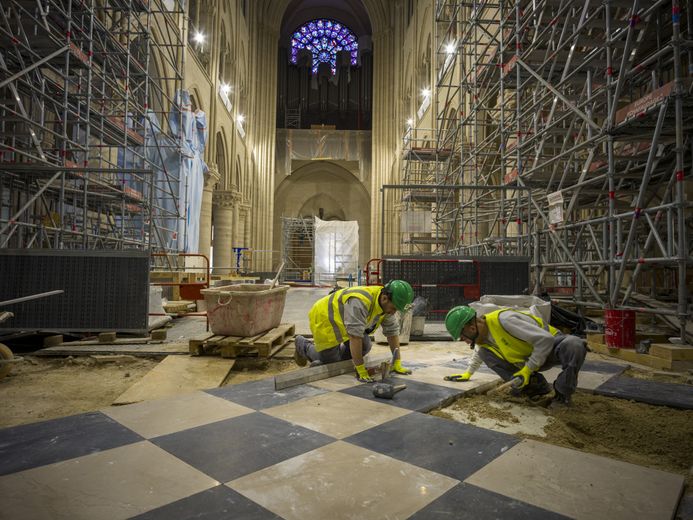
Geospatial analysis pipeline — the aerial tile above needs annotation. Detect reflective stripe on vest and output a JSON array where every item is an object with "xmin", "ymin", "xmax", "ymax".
[
  {"xmin": 480, "ymin": 309, "xmax": 560, "ymax": 365},
  {"xmin": 309, "ymin": 285, "xmax": 385, "ymax": 351}
]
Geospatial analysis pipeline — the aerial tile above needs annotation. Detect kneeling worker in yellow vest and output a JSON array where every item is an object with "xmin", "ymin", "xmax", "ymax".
[
  {"xmin": 444, "ymin": 306, "xmax": 587, "ymax": 407},
  {"xmin": 294, "ymin": 280, "xmax": 415, "ymax": 383}
]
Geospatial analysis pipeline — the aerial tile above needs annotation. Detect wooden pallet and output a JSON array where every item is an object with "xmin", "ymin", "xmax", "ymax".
[{"xmin": 189, "ymin": 323, "xmax": 296, "ymax": 359}]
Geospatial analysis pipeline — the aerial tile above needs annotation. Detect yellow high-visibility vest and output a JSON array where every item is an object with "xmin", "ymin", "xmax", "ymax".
[
  {"xmin": 309, "ymin": 285, "xmax": 386, "ymax": 351},
  {"xmin": 479, "ymin": 308, "xmax": 560, "ymax": 365}
]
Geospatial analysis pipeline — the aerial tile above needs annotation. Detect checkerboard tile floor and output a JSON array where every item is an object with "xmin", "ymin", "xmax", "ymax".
[{"xmin": 0, "ymin": 350, "xmax": 684, "ymax": 520}]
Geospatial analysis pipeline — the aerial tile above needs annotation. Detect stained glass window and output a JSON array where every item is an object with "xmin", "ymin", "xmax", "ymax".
[{"xmin": 290, "ymin": 19, "xmax": 358, "ymax": 75}]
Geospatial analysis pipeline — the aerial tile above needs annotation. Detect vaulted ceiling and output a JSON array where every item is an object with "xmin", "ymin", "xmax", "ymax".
[
  {"xmin": 280, "ymin": 0, "xmax": 372, "ymax": 39},
  {"xmin": 255, "ymin": 0, "xmax": 390, "ymax": 35}
]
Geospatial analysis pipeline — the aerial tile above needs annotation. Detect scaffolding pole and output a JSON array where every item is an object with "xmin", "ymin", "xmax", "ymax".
[
  {"xmin": 390, "ymin": 0, "xmax": 692, "ymax": 339},
  {"xmin": 0, "ymin": 0, "xmax": 186, "ymax": 252}
]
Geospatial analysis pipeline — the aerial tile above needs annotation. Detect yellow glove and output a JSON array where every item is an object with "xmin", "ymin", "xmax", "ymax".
[
  {"xmin": 355, "ymin": 364, "xmax": 374, "ymax": 383},
  {"xmin": 392, "ymin": 359, "xmax": 412, "ymax": 375},
  {"xmin": 444, "ymin": 371, "xmax": 472, "ymax": 382},
  {"xmin": 512, "ymin": 365, "xmax": 533, "ymax": 388}
]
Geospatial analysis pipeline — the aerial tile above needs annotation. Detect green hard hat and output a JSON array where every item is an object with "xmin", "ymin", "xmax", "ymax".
[
  {"xmin": 383, "ymin": 280, "xmax": 414, "ymax": 312},
  {"xmin": 445, "ymin": 306, "xmax": 477, "ymax": 340}
]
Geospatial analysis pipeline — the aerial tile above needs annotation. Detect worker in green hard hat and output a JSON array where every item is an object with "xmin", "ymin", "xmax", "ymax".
[
  {"xmin": 294, "ymin": 280, "xmax": 415, "ymax": 383},
  {"xmin": 444, "ymin": 305, "xmax": 587, "ymax": 408}
]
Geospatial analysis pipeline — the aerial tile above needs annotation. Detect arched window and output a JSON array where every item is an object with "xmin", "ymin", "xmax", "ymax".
[{"xmin": 290, "ymin": 19, "xmax": 358, "ymax": 75}]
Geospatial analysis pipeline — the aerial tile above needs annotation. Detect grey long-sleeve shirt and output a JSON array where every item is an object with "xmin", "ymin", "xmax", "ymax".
[
  {"xmin": 466, "ymin": 311, "xmax": 556, "ymax": 373},
  {"xmin": 343, "ymin": 298, "xmax": 399, "ymax": 338}
]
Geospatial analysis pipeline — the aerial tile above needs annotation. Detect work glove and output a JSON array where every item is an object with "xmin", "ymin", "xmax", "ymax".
[
  {"xmin": 392, "ymin": 359, "xmax": 412, "ymax": 375},
  {"xmin": 512, "ymin": 365, "xmax": 533, "ymax": 388},
  {"xmin": 355, "ymin": 364, "xmax": 375, "ymax": 383},
  {"xmin": 444, "ymin": 371, "xmax": 472, "ymax": 382}
]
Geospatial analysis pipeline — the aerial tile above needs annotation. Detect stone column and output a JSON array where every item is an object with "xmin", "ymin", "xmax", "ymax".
[
  {"xmin": 231, "ymin": 195, "xmax": 240, "ymax": 249},
  {"xmin": 198, "ymin": 164, "xmax": 220, "ymax": 261},
  {"xmin": 212, "ymin": 190, "xmax": 234, "ymax": 275}
]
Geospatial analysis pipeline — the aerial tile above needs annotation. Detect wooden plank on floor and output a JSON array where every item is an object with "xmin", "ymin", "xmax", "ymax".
[
  {"xmin": 35, "ymin": 343, "xmax": 189, "ymax": 357},
  {"xmin": 274, "ymin": 353, "xmax": 390, "ymax": 390},
  {"xmin": 113, "ymin": 355, "xmax": 236, "ymax": 405}
]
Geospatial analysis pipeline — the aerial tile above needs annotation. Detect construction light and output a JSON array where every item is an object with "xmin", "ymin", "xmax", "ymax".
[
  {"xmin": 406, "ymin": 118, "xmax": 414, "ymax": 127},
  {"xmin": 446, "ymin": 43, "xmax": 456, "ymax": 54},
  {"xmin": 237, "ymin": 114, "xmax": 245, "ymax": 123},
  {"xmin": 421, "ymin": 88, "xmax": 431, "ymax": 97},
  {"xmin": 194, "ymin": 31, "xmax": 205, "ymax": 44},
  {"xmin": 221, "ymin": 83, "xmax": 231, "ymax": 95}
]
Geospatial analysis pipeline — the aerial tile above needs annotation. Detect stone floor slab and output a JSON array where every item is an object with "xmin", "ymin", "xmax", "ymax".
[
  {"xmin": 206, "ymin": 378, "xmax": 328, "ymax": 410},
  {"xmin": 228, "ymin": 440, "xmax": 459, "ymax": 520},
  {"xmin": 262, "ymin": 391, "xmax": 411, "ymax": 439},
  {"xmin": 103, "ymin": 391, "xmax": 254, "ymax": 439},
  {"xmin": 540, "ymin": 366, "xmax": 623, "ymax": 392},
  {"xmin": 131, "ymin": 484, "xmax": 281, "ymax": 520},
  {"xmin": 308, "ymin": 373, "xmax": 362, "ymax": 391},
  {"xmin": 466, "ymin": 439, "xmax": 685, "ymax": 520},
  {"xmin": 406, "ymin": 364, "xmax": 500, "ymax": 391},
  {"xmin": 409, "ymin": 483, "xmax": 570, "ymax": 519},
  {"xmin": 594, "ymin": 375, "xmax": 693, "ymax": 409},
  {"xmin": 0, "ymin": 411, "xmax": 142, "ymax": 476},
  {"xmin": 345, "ymin": 412, "xmax": 518, "ymax": 481},
  {"xmin": 340, "ymin": 376, "xmax": 464, "ymax": 412},
  {"xmin": 151, "ymin": 412, "xmax": 333, "ymax": 482},
  {"xmin": 0, "ymin": 441, "xmax": 218, "ymax": 520}
]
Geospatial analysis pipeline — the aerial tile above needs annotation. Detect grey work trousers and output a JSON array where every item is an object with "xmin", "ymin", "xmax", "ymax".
[
  {"xmin": 297, "ymin": 334, "xmax": 373, "ymax": 364},
  {"xmin": 477, "ymin": 335, "xmax": 587, "ymax": 397}
]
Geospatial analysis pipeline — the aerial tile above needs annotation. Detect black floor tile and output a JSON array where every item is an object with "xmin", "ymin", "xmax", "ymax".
[
  {"xmin": 409, "ymin": 483, "xmax": 570, "ymax": 519},
  {"xmin": 0, "ymin": 411, "xmax": 142, "ymax": 476},
  {"xmin": 345, "ymin": 412, "xmax": 518, "ymax": 481},
  {"xmin": 151, "ymin": 412, "xmax": 334, "ymax": 482},
  {"xmin": 594, "ymin": 375, "xmax": 693, "ymax": 409},
  {"xmin": 581, "ymin": 360, "xmax": 628, "ymax": 374},
  {"xmin": 340, "ymin": 376, "xmax": 463, "ymax": 412},
  {"xmin": 206, "ymin": 378, "xmax": 328, "ymax": 410},
  {"xmin": 130, "ymin": 484, "xmax": 281, "ymax": 520}
]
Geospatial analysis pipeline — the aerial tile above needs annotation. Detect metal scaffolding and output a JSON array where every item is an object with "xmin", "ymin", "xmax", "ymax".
[
  {"xmin": 0, "ymin": 0, "xmax": 185, "ymax": 251},
  {"xmin": 389, "ymin": 0, "xmax": 692, "ymax": 339},
  {"xmin": 281, "ymin": 217, "xmax": 314, "ymax": 283}
]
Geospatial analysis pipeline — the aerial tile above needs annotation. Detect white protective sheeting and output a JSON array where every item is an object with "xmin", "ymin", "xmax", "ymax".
[
  {"xmin": 470, "ymin": 294, "xmax": 551, "ymax": 323},
  {"xmin": 169, "ymin": 90, "xmax": 208, "ymax": 253},
  {"xmin": 313, "ymin": 217, "xmax": 359, "ymax": 283}
]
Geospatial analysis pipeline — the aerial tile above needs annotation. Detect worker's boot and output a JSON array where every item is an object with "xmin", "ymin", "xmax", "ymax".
[
  {"xmin": 293, "ymin": 335, "xmax": 308, "ymax": 367},
  {"xmin": 549, "ymin": 383, "xmax": 572, "ymax": 410}
]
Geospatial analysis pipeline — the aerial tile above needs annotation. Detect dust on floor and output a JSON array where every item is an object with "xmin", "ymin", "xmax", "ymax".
[
  {"xmin": 623, "ymin": 366, "xmax": 693, "ymax": 385},
  {"xmin": 432, "ymin": 392, "xmax": 693, "ymax": 486},
  {"xmin": 0, "ymin": 356, "xmax": 157, "ymax": 428},
  {"xmin": 0, "ymin": 354, "xmax": 300, "ymax": 429}
]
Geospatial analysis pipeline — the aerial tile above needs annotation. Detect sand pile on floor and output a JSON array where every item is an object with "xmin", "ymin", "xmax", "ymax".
[{"xmin": 433, "ymin": 392, "xmax": 693, "ymax": 484}]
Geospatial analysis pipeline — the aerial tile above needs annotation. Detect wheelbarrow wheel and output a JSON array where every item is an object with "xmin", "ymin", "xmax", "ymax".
[{"xmin": 0, "ymin": 343, "xmax": 13, "ymax": 380}]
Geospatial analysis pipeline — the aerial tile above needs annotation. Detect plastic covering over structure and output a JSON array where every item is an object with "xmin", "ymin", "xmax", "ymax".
[
  {"xmin": 383, "ymin": 0, "xmax": 692, "ymax": 339},
  {"xmin": 0, "ymin": 0, "xmax": 186, "ymax": 252},
  {"xmin": 314, "ymin": 217, "xmax": 359, "ymax": 284}
]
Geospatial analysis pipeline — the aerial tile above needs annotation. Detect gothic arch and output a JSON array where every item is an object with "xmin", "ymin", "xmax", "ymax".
[
  {"xmin": 215, "ymin": 130, "xmax": 228, "ymax": 188},
  {"xmin": 234, "ymin": 156, "xmax": 242, "ymax": 189},
  {"xmin": 273, "ymin": 161, "xmax": 371, "ymax": 265}
]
